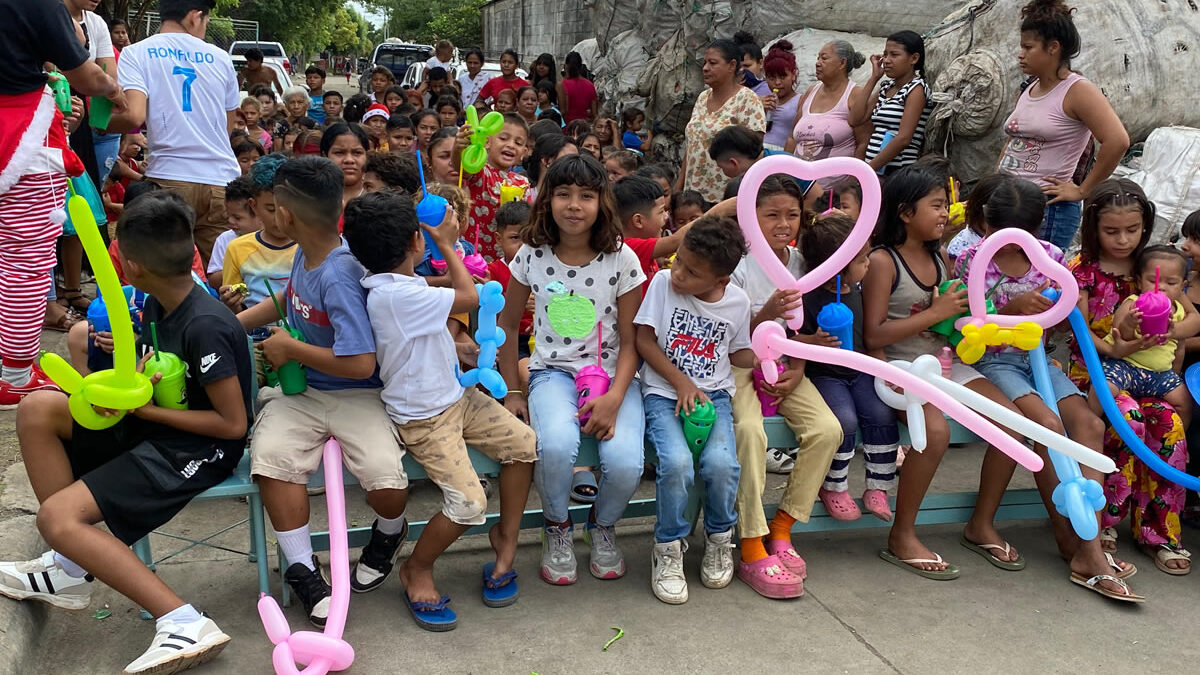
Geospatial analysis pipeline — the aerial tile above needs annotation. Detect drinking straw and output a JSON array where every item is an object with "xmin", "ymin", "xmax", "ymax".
[
  {"xmin": 836, "ymin": 274, "xmax": 842, "ymax": 305},
  {"xmin": 263, "ymin": 277, "xmax": 289, "ymax": 329},
  {"xmin": 150, "ymin": 321, "xmax": 160, "ymax": 361}
]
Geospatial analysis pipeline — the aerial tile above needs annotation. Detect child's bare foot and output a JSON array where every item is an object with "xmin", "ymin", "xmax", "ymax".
[
  {"xmin": 398, "ymin": 561, "xmax": 440, "ymax": 605},
  {"xmin": 887, "ymin": 531, "xmax": 949, "ymax": 572},
  {"xmin": 962, "ymin": 521, "xmax": 1021, "ymax": 563},
  {"xmin": 488, "ymin": 525, "xmax": 518, "ymax": 578}
]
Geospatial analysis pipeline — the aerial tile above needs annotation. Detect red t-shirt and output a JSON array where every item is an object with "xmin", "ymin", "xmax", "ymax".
[
  {"xmin": 562, "ymin": 77, "xmax": 597, "ymax": 123},
  {"xmin": 624, "ymin": 237, "xmax": 659, "ymax": 296},
  {"xmin": 488, "ymin": 258, "xmax": 534, "ymax": 335},
  {"xmin": 464, "ymin": 165, "xmax": 530, "ymax": 263},
  {"xmin": 479, "ymin": 76, "xmax": 530, "ymax": 104}
]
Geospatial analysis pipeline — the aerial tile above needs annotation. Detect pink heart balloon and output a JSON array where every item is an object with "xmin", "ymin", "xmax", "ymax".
[
  {"xmin": 954, "ymin": 229, "xmax": 1079, "ymax": 330},
  {"xmin": 735, "ymin": 154, "xmax": 882, "ymax": 329}
]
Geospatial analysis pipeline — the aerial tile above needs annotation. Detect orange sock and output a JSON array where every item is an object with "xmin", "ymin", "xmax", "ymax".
[
  {"xmin": 768, "ymin": 511, "xmax": 797, "ymax": 541},
  {"xmin": 741, "ymin": 536, "xmax": 768, "ymax": 563}
]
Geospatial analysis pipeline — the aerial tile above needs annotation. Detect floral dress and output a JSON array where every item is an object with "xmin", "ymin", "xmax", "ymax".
[
  {"xmin": 683, "ymin": 87, "xmax": 766, "ymax": 202},
  {"xmin": 1068, "ymin": 254, "xmax": 1187, "ymax": 549}
]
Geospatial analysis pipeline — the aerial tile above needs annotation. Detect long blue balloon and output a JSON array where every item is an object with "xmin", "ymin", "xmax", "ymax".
[
  {"xmin": 1066, "ymin": 297, "xmax": 1200, "ymax": 492},
  {"xmin": 1185, "ymin": 362, "xmax": 1200, "ymax": 408},
  {"xmin": 1028, "ymin": 342, "xmax": 1105, "ymax": 540},
  {"xmin": 458, "ymin": 280, "xmax": 508, "ymax": 399}
]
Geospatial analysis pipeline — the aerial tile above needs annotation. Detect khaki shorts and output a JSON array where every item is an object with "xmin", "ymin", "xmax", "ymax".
[
  {"xmin": 250, "ymin": 386, "xmax": 407, "ymax": 491},
  {"xmin": 149, "ymin": 177, "xmax": 227, "ymax": 267},
  {"xmin": 396, "ymin": 388, "xmax": 536, "ymax": 525}
]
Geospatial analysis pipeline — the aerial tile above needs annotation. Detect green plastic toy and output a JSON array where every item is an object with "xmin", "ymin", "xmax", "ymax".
[
  {"xmin": 680, "ymin": 399, "xmax": 716, "ymax": 457},
  {"xmin": 929, "ymin": 279, "xmax": 996, "ymax": 347}
]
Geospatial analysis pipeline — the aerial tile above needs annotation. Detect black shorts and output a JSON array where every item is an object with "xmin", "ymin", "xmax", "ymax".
[{"xmin": 67, "ymin": 418, "xmax": 243, "ymax": 546}]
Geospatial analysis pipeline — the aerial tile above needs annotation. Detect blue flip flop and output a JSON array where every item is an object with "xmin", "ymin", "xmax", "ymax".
[
  {"xmin": 570, "ymin": 470, "xmax": 598, "ymax": 504},
  {"xmin": 482, "ymin": 562, "xmax": 519, "ymax": 608},
  {"xmin": 403, "ymin": 592, "xmax": 457, "ymax": 632}
]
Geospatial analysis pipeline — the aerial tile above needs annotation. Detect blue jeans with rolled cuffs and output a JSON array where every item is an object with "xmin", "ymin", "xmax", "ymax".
[
  {"xmin": 644, "ymin": 391, "xmax": 739, "ymax": 543},
  {"xmin": 528, "ymin": 368, "xmax": 645, "ymax": 526}
]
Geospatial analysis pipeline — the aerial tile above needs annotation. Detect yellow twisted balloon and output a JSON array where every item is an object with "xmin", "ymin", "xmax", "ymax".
[
  {"xmin": 956, "ymin": 321, "xmax": 1044, "ymax": 365},
  {"xmin": 40, "ymin": 194, "xmax": 152, "ymax": 429}
]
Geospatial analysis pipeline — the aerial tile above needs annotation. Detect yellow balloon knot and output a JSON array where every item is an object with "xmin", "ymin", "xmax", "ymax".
[{"xmin": 955, "ymin": 321, "xmax": 1044, "ymax": 364}]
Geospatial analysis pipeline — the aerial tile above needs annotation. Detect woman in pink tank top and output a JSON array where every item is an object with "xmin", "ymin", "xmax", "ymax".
[
  {"xmin": 561, "ymin": 52, "xmax": 597, "ymax": 123},
  {"xmin": 784, "ymin": 41, "xmax": 869, "ymax": 163},
  {"xmin": 996, "ymin": 0, "xmax": 1128, "ymax": 249}
]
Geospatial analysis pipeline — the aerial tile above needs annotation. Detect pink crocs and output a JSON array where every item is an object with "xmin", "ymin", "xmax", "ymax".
[
  {"xmin": 819, "ymin": 488, "xmax": 861, "ymax": 521},
  {"xmin": 766, "ymin": 539, "xmax": 807, "ymax": 579},
  {"xmin": 737, "ymin": 554, "xmax": 803, "ymax": 599}
]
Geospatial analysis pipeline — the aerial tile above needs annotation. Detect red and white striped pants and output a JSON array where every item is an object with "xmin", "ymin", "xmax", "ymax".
[{"xmin": 0, "ymin": 172, "xmax": 65, "ymax": 367}]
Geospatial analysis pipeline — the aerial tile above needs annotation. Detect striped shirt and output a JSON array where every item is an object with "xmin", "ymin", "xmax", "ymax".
[{"xmin": 866, "ymin": 77, "xmax": 932, "ymax": 171}]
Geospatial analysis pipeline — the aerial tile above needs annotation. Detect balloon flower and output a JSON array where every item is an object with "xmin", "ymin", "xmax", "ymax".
[
  {"xmin": 40, "ymin": 192, "xmax": 151, "ymax": 430},
  {"xmin": 458, "ymin": 281, "xmax": 508, "ymax": 398},
  {"xmin": 259, "ymin": 438, "xmax": 354, "ymax": 675},
  {"xmin": 459, "ymin": 106, "xmax": 505, "ymax": 177}
]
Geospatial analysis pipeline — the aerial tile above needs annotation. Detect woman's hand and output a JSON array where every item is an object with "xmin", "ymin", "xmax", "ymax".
[
  {"xmin": 869, "ymin": 54, "xmax": 885, "ymax": 81},
  {"xmin": 1043, "ymin": 176, "xmax": 1085, "ymax": 204}
]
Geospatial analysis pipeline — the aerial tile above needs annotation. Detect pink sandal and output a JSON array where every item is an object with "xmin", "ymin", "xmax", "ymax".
[
  {"xmin": 766, "ymin": 539, "xmax": 807, "ymax": 579},
  {"xmin": 862, "ymin": 489, "xmax": 893, "ymax": 522},
  {"xmin": 818, "ymin": 488, "xmax": 861, "ymax": 521},
  {"xmin": 736, "ymin": 554, "xmax": 803, "ymax": 599}
]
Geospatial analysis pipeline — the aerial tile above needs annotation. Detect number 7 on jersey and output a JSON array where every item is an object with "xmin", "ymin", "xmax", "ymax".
[{"xmin": 173, "ymin": 66, "xmax": 197, "ymax": 112}]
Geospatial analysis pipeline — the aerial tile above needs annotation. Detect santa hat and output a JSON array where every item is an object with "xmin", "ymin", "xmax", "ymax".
[
  {"xmin": 0, "ymin": 87, "xmax": 84, "ymax": 195},
  {"xmin": 361, "ymin": 103, "xmax": 390, "ymax": 124}
]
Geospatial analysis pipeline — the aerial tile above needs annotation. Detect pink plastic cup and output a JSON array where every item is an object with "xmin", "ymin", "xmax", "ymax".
[
  {"xmin": 1136, "ymin": 290, "xmax": 1172, "ymax": 336},
  {"xmin": 575, "ymin": 365, "xmax": 611, "ymax": 424},
  {"xmin": 752, "ymin": 362, "xmax": 787, "ymax": 417}
]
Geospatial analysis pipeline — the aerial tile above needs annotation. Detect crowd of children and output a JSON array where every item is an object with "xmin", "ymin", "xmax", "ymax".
[{"xmin": 4, "ymin": 0, "xmax": 1200, "ymax": 671}]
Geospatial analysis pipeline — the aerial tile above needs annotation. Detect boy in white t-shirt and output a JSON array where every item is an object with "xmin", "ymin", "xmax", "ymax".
[
  {"xmin": 425, "ymin": 40, "xmax": 455, "ymax": 73},
  {"xmin": 634, "ymin": 215, "xmax": 756, "ymax": 604},
  {"xmin": 343, "ymin": 189, "xmax": 535, "ymax": 632},
  {"xmin": 111, "ymin": 0, "xmax": 241, "ymax": 267}
]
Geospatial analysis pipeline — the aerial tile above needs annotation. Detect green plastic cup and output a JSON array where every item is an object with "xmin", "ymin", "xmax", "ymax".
[
  {"xmin": 144, "ymin": 351, "xmax": 188, "ymax": 410},
  {"xmin": 681, "ymin": 400, "xmax": 717, "ymax": 457},
  {"xmin": 276, "ymin": 327, "xmax": 308, "ymax": 395},
  {"xmin": 89, "ymin": 97, "xmax": 113, "ymax": 131}
]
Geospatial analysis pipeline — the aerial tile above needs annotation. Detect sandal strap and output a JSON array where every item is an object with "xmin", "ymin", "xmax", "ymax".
[
  {"xmin": 410, "ymin": 595, "xmax": 452, "ymax": 612},
  {"xmin": 485, "ymin": 569, "xmax": 518, "ymax": 589},
  {"xmin": 1158, "ymin": 545, "xmax": 1192, "ymax": 561},
  {"xmin": 899, "ymin": 553, "xmax": 944, "ymax": 565},
  {"xmin": 1083, "ymin": 574, "xmax": 1130, "ymax": 595}
]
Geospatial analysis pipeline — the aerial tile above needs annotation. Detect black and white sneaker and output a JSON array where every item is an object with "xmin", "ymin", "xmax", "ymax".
[
  {"xmin": 351, "ymin": 518, "xmax": 408, "ymax": 593},
  {"xmin": 284, "ymin": 555, "xmax": 332, "ymax": 628},
  {"xmin": 123, "ymin": 615, "xmax": 231, "ymax": 674},
  {"xmin": 0, "ymin": 551, "xmax": 93, "ymax": 610}
]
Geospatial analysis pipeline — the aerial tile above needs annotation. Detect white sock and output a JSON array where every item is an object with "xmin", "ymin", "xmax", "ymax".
[
  {"xmin": 157, "ymin": 603, "xmax": 202, "ymax": 629},
  {"xmin": 275, "ymin": 525, "xmax": 315, "ymax": 570},
  {"xmin": 1, "ymin": 365, "xmax": 32, "ymax": 386},
  {"xmin": 374, "ymin": 511, "xmax": 407, "ymax": 536},
  {"xmin": 53, "ymin": 553, "xmax": 87, "ymax": 578}
]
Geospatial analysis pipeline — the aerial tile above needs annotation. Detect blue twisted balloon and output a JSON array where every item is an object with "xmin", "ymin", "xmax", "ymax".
[{"xmin": 458, "ymin": 281, "xmax": 508, "ymax": 398}]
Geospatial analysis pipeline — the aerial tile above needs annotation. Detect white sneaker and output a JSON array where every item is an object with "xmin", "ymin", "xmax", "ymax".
[
  {"xmin": 651, "ymin": 540, "xmax": 689, "ymax": 604},
  {"xmin": 0, "ymin": 551, "xmax": 92, "ymax": 610},
  {"xmin": 123, "ymin": 615, "xmax": 231, "ymax": 674},
  {"xmin": 765, "ymin": 448, "xmax": 795, "ymax": 474},
  {"xmin": 539, "ymin": 525, "xmax": 577, "ymax": 585},
  {"xmin": 584, "ymin": 524, "xmax": 627, "ymax": 579},
  {"xmin": 701, "ymin": 529, "xmax": 736, "ymax": 589}
]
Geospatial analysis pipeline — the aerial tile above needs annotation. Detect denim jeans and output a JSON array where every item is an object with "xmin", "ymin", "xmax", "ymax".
[
  {"xmin": 1039, "ymin": 199, "xmax": 1083, "ymax": 251},
  {"xmin": 91, "ymin": 129, "xmax": 121, "ymax": 184},
  {"xmin": 810, "ymin": 372, "xmax": 899, "ymax": 492},
  {"xmin": 644, "ymin": 391, "xmax": 739, "ymax": 542},
  {"xmin": 528, "ymin": 368, "xmax": 645, "ymax": 526}
]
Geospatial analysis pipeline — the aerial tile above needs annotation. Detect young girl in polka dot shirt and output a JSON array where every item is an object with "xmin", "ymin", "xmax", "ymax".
[{"xmin": 498, "ymin": 154, "xmax": 647, "ymax": 587}]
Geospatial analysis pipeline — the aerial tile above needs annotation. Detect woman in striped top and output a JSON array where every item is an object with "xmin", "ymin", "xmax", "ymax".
[{"xmin": 851, "ymin": 31, "xmax": 932, "ymax": 175}]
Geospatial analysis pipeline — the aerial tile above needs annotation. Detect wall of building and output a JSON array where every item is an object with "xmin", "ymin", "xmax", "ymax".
[{"xmin": 481, "ymin": 0, "xmax": 592, "ymax": 61}]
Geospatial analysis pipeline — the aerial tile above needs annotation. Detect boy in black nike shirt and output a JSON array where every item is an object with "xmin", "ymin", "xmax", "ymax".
[{"xmin": 0, "ymin": 191, "xmax": 253, "ymax": 675}]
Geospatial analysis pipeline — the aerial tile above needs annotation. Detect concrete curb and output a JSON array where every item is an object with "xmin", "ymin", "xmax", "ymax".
[{"xmin": 0, "ymin": 514, "xmax": 48, "ymax": 675}]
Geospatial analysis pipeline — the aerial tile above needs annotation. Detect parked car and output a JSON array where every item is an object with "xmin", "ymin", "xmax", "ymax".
[
  {"xmin": 451, "ymin": 62, "xmax": 527, "ymax": 85},
  {"xmin": 229, "ymin": 41, "xmax": 292, "ymax": 75},
  {"xmin": 231, "ymin": 55, "xmax": 292, "ymax": 97},
  {"xmin": 360, "ymin": 40, "xmax": 432, "ymax": 93}
]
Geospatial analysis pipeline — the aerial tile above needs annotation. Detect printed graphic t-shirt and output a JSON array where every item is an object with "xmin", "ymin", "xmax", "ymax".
[
  {"xmin": 118, "ymin": 32, "xmax": 241, "ymax": 185},
  {"xmin": 285, "ymin": 244, "xmax": 381, "ymax": 390},
  {"xmin": 635, "ymin": 270, "xmax": 752, "ymax": 399}
]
